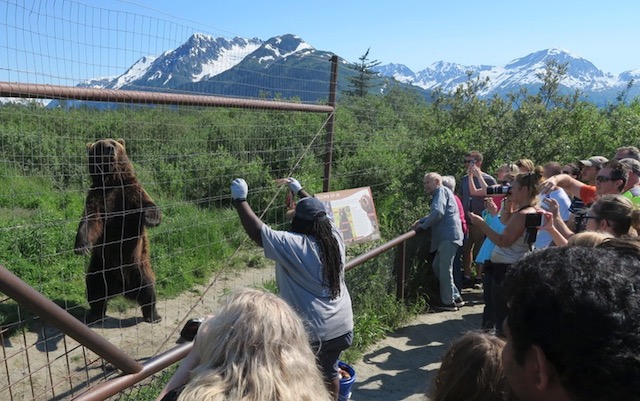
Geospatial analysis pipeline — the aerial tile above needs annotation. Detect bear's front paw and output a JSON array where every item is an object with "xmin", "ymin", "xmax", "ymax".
[{"xmin": 144, "ymin": 207, "xmax": 162, "ymax": 227}]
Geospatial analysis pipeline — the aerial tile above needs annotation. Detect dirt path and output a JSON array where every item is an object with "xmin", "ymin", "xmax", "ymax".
[{"xmin": 348, "ymin": 289, "xmax": 484, "ymax": 401}]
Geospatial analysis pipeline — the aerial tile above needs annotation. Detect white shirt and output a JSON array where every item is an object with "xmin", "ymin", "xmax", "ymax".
[{"xmin": 535, "ymin": 189, "xmax": 572, "ymax": 249}]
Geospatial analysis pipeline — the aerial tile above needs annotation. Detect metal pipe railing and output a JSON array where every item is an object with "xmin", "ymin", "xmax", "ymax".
[
  {"xmin": 72, "ymin": 342, "xmax": 192, "ymax": 401},
  {"xmin": 0, "ymin": 265, "xmax": 143, "ymax": 374},
  {"xmin": 345, "ymin": 230, "xmax": 417, "ymax": 271},
  {"xmin": 0, "ymin": 82, "xmax": 335, "ymax": 113}
]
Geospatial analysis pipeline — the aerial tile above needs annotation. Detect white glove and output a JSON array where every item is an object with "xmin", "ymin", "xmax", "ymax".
[
  {"xmin": 287, "ymin": 177, "xmax": 303, "ymax": 194},
  {"xmin": 230, "ymin": 178, "xmax": 248, "ymax": 200}
]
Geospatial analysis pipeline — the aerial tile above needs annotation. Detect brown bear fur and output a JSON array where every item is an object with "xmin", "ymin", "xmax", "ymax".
[{"xmin": 75, "ymin": 138, "xmax": 162, "ymax": 323}]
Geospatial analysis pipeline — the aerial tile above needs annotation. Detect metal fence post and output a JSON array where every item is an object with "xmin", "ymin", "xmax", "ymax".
[{"xmin": 323, "ymin": 55, "xmax": 338, "ymax": 192}]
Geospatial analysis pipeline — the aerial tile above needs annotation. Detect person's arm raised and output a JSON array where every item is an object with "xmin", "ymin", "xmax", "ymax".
[
  {"xmin": 469, "ymin": 208, "xmax": 528, "ymax": 248},
  {"xmin": 540, "ymin": 174, "xmax": 584, "ymax": 199},
  {"xmin": 468, "ymin": 165, "xmax": 489, "ymax": 196},
  {"xmin": 231, "ymin": 178, "xmax": 264, "ymax": 246}
]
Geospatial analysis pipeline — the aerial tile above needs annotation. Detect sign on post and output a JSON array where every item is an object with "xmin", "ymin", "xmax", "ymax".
[{"xmin": 315, "ymin": 187, "xmax": 381, "ymax": 245}]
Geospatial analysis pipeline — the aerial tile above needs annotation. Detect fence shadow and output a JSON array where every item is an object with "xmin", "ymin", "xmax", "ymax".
[{"xmin": 351, "ymin": 305, "xmax": 483, "ymax": 401}]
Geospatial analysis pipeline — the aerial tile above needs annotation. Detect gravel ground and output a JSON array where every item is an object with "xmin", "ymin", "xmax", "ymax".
[{"xmin": 348, "ymin": 289, "xmax": 484, "ymax": 401}]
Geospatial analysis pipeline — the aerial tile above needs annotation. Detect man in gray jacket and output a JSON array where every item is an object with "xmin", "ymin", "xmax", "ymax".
[{"xmin": 412, "ymin": 172, "xmax": 464, "ymax": 311}]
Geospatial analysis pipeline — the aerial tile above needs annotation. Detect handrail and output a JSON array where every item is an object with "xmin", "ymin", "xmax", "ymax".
[
  {"xmin": 345, "ymin": 230, "xmax": 417, "ymax": 271},
  {"xmin": 73, "ymin": 342, "xmax": 192, "ymax": 401},
  {"xmin": 0, "ymin": 265, "xmax": 143, "ymax": 374},
  {"xmin": 0, "ymin": 81, "xmax": 335, "ymax": 113}
]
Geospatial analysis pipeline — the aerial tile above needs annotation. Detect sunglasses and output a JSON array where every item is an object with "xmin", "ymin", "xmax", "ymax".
[
  {"xmin": 561, "ymin": 170, "xmax": 574, "ymax": 175},
  {"xmin": 595, "ymin": 175, "xmax": 613, "ymax": 183},
  {"xmin": 464, "ymin": 160, "xmax": 476, "ymax": 164}
]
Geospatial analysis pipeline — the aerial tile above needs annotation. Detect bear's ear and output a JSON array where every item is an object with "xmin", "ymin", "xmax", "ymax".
[
  {"xmin": 116, "ymin": 138, "xmax": 126, "ymax": 147},
  {"xmin": 86, "ymin": 142, "xmax": 95, "ymax": 151}
]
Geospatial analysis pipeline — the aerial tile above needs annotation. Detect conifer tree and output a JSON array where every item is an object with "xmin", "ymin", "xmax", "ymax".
[{"xmin": 345, "ymin": 48, "xmax": 381, "ymax": 97}]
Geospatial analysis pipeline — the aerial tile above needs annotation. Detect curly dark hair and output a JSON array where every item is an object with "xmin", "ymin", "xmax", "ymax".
[
  {"xmin": 290, "ymin": 217, "xmax": 343, "ymax": 300},
  {"xmin": 504, "ymin": 246, "xmax": 640, "ymax": 400}
]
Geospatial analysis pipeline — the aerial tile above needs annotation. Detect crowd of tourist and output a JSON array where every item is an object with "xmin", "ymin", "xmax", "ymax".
[{"xmin": 417, "ymin": 146, "xmax": 640, "ymax": 401}]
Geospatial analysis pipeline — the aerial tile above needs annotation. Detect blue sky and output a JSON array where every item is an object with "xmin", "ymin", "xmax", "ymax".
[{"xmin": 110, "ymin": 0, "xmax": 639, "ymax": 75}]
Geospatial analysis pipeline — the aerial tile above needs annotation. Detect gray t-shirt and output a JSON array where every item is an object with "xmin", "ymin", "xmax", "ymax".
[{"xmin": 261, "ymin": 224, "xmax": 354, "ymax": 342}]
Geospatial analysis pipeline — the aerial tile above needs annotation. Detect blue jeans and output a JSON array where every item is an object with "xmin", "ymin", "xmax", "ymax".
[{"xmin": 432, "ymin": 241, "xmax": 461, "ymax": 304}]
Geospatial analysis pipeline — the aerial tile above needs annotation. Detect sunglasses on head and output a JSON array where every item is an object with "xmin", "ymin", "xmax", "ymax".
[{"xmin": 595, "ymin": 175, "xmax": 612, "ymax": 183}]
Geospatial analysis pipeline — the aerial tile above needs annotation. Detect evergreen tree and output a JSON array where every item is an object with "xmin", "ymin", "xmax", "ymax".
[{"xmin": 344, "ymin": 48, "xmax": 381, "ymax": 97}]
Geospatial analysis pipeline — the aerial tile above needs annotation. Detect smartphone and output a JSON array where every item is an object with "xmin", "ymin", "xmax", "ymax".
[{"xmin": 525, "ymin": 213, "xmax": 542, "ymax": 228}]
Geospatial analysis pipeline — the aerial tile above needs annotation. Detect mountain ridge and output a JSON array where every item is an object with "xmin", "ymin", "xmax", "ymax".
[{"xmin": 73, "ymin": 35, "xmax": 640, "ymax": 106}]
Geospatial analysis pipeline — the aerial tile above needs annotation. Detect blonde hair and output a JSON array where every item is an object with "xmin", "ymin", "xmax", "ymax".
[
  {"xmin": 500, "ymin": 163, "xmax": 520, "ymax": 176},
  {"xmin": 177, "ymin": 288, "xmax": 332, "ymax": 401},
  {"xmin": 515, "ymin": 159, "xmax": 535, "ymax": 173},
  {"xmin": 430, "ymin": 331, "xmax": 514, "ymax": 401},
  {"xmin": 567, "ymin": 231, "xmax": 613, "ymax": 247}
]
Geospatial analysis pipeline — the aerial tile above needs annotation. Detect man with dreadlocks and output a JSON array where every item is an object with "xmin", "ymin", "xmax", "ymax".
[{"xmin": 231, "ymin": 177, "xmax": 353, "ymax": 400}]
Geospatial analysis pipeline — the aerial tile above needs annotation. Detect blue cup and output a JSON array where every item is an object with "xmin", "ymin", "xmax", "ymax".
[{"xmin": 338, "ymin": 361, "xmax": 356, "ymax": 401}]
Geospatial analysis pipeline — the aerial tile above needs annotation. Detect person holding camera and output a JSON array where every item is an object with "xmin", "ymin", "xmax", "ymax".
[
  {"xmin": 467, "ymin": 172, "xmax": 543, "ymax": 334},
  {"xmin": 460, "ymin": 151, "xmax": 497, "ymax": 288},
  {"xmin": 229, "ymin": 177, "xmax": 353, "ymax": 399}
]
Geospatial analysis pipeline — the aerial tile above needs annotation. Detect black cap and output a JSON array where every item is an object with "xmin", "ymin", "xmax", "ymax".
[{"xmin": 294, "ymin": 197, "xmax": 328, "ymax": 222}]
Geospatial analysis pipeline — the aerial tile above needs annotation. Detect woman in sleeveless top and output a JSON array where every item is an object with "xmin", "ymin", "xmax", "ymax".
[{"xmin": 467, "ymin": 171, "xmax": 543, "ymax": 334}]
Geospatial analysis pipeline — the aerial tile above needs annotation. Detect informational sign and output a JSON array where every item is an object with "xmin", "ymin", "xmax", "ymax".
[{"xmin": 315, "ymin": 187, "xmax": 381, "ymax": 245}]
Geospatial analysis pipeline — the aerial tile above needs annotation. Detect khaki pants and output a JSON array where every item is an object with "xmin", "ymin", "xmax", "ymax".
[{"xmin": 462, "ymin": 224, "xmax": 485, "ymax": 277}]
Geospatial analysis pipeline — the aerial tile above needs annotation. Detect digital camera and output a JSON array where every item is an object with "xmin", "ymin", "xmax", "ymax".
[
  {"xmin": 525, "ymin": 213, "xmax": 543, "ymax": 228},
  {"xmin": 486, "ymin": 185, "xmax": 512, "ymax": 195},
  {"xmin": 180, "ymin": 317, "xmax": 204, "ymax": 342}
]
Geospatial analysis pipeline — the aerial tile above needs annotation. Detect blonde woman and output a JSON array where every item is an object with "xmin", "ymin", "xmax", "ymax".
[
  {"xmin": 467, "ymin": 172, "xmax": 542, "ymax": 333},
  {"xmin": 566, "ymin": 231, "xmax": 613, "ymax": 247},
  {"xmin": 157, "ymin": 288, "xmax": 333, "ymax": 401}
]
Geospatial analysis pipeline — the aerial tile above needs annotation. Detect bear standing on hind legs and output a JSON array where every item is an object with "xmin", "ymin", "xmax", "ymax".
[{"xmin": 75, "ymin": 138, "xmax": 162, "ymax": 324}]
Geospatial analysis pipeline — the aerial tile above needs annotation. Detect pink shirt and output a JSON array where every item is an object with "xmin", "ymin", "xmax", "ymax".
[{"xmin": 454, "ymin": 195, "xmax": 468, "ymax": 235}]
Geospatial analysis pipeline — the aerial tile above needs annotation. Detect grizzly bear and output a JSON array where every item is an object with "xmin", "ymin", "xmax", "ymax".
[{"xmin": 75, "ymin": 138, "xmax": 162, "ymax": 323}]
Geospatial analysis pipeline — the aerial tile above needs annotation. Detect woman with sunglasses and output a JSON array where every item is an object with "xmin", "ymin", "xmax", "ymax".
[{"xmin": 540, "ymin": 194, "xmax": 640, "ymax": 246}]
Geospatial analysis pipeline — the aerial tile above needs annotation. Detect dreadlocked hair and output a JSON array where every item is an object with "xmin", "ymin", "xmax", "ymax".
[{"xmin": 291, "ymin": 217, "xmax": 343, "ymax": 300}]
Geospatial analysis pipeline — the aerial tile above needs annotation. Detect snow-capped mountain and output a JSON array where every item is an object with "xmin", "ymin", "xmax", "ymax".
[
  {"xmin": 84, "ymin": 35, "xmax": 264, "ymax": 90},
  {"xmin": 374, "ymin": 48, "xmax": 639, "ymax": 103},
  {"xmin": 68, "ymin": 36, "xmax": 639, "ymax": 107}
]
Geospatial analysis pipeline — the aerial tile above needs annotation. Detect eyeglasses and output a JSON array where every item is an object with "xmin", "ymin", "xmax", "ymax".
[
  {"xmin": 595, "ymin": 175, "xmax": 613, "ymax": 183},
  {"xmin": 463, "ymin": 159, "xmax": 475, "ymax": 164}
]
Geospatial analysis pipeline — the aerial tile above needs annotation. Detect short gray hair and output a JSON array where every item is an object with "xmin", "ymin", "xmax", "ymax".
[{"xmin": 441, "ymin": 175, "xmax": 456, "ymax": 192}]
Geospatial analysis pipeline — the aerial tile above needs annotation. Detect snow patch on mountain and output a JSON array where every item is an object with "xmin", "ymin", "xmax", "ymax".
[
  {"xmin": 192, "ymin": 41, "xmax": 261, "ymax": 81},
  {"xmin": 112, "ymin": 55, "xmax": 157, "ymax": 89}
]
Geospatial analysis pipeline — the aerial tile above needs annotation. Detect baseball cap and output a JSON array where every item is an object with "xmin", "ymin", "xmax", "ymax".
[
  {"xmin": 578, "ymin": 156, "xmax": 608, "ymax": 168},
  {"xmin": 294, "ymin": 197, "xmax": 328, "ymax": 222},
  {"xmin": 620, "ymin": 158, "xmax": 640, "ymax": 175}
]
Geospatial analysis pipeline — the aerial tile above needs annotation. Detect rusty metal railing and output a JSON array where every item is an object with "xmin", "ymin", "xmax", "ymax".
[{"xmin": 0, "ymin": 82, "xmax": 334, "ymax": 113}]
